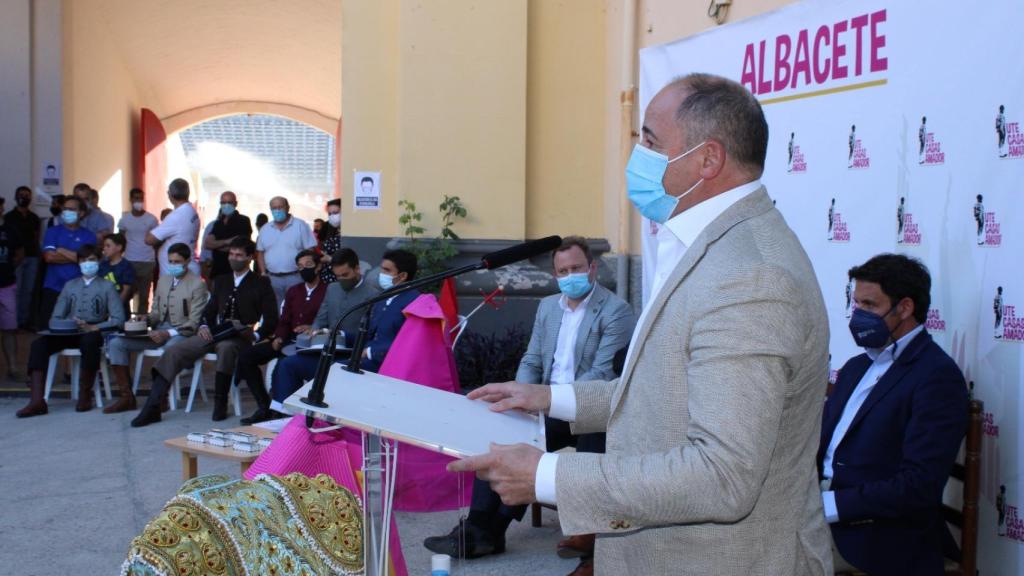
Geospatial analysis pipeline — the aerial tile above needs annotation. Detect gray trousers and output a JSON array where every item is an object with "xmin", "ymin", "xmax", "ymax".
[
  {"xmin": 129, "ymin": 261, "xmax": 156, "ymax": 315},
  {"xmin": 269, "ymin": 273, "xmax": 301, "ymax": 309},
  {"xmin": 152, "ymin": 333, "xmax": 249, "ymax": 382},
  {"xmin": 106, "ymin": 333, "xmax": 187, "ymax": 366}
]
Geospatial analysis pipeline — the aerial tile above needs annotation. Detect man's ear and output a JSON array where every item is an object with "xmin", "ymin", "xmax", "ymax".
[{"xmin": 898, "ymin": 297, "xmax": 916, "ymax": 322}]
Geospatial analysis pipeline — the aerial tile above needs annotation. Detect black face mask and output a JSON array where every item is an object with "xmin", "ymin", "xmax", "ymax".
[
  {"xmin": 16, "ymin": 197, "xmax": 30, "ymax": 208},
  {"xmin": 299, "ymin": 268, "xmax": 318, "ymax": 283},
  {"xmin": 50, "ymin": 206, "xmax": 62, "ymax": 216},
  {"xmin": 338, "ymin": 276, "xmax": 360, "ymax": 291}
]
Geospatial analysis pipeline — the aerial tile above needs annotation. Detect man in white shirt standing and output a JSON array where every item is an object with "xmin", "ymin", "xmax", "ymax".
[
  {"xmin": 450, "ymin": 73, "xmax": 832, "ymax": 575},
  {"xmin": 425, "ymin": 236, "xmax": 635, "ymax": 574},
  {"xmin": 118, "ymin": 187, "xmax": 158, "ymax": 313},
  {"xmin": 256, "ymin": 196, "xmax": 317, "ymax": 307},
  {"xmin": 146, "ymin": 178, "xmax": 200, "ymax": 277}
]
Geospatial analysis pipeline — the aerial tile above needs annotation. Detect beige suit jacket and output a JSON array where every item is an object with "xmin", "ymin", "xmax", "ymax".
[
  {"xmin": 557, "ymin": 188, "xmax": 832, "ymax": 575},
  {"xmin": 147, "ymin": 273, "xmax": 208, "ymax": 337}
]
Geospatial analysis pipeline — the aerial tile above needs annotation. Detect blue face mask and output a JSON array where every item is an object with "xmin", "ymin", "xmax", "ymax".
[
  {"xmin": 221, "ymin": 203, "xmax": 236, "ymax": 216},
  {"xmin": 271, "ymin": 209, "xmax": 288, "ymax": 223},
  {"xmin": 62, "ymin": 210, "xmax": 79, "ymax": 225},
  {"xmin": 79, "ymin": 261, "xmax": 99, "ymax": 277},
  {"xmin": 848, "ymin": 307, "xmax": 896, "ymax": 349},
  {"xmin": 557, "ymin": 272, "xmax": 593, "ymax": 300},
  {"xmin": 625, "ymin": 141, "xmax": 706, "ymax": 224},
  {"xmin": 378, "ymin": 272, "xmax": 395, "ymax": 290},
  {"xmin": 166, "ymin": 263, "xmax": 186, "ymax": 278}
]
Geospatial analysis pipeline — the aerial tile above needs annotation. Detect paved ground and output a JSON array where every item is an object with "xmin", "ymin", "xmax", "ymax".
[{"xmin": 0, "ymin": 371, "xmax": 578, "ymax": 575}]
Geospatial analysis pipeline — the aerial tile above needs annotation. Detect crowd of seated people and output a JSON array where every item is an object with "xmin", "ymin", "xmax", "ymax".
[{"xmin": 12, "ymin": 178, "xmax": 414, "ymax": 425}]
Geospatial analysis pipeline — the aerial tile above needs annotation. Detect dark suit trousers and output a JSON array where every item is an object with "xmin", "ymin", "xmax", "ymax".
[
  {"xmin": 236, "ymin": 341, "xmax": 282, "ymax": 390},
  {"xmin": 28, "ymin": 332, "xmax": 104, "ymax": 373},
  {"xmin": 468, "ymin": 416, "xmax": 605, "ymax": 535}
]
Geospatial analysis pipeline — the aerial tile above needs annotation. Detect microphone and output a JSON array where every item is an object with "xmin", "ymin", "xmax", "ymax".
[
  {"xmin": 301, "ymin": 235, "xmax": 563, "ymax": 424},
  {"xmin": 480, "ymin": 235, "xmax": 561, "ymax": 270}
]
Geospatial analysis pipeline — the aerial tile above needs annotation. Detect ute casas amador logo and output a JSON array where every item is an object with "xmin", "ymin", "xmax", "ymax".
[
  {"xmin": 827, "ymin": 198, "xmax": 850, "ymax": 242},
  {"xmin": 973, "ymin": 194, "xmax": 1002, "ymax": 247},
  {"xmin": 896, "ymin": 196, "xmax": 921, "ymax": 245},
  {"xmin": 996, "ymin": 104, "xmax": 1024, "ymax": 159}
]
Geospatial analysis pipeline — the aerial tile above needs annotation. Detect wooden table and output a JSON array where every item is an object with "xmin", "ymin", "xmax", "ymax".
[{"xmin": 164, "ymin": 425, "xmax": 278, "ymax": 481}]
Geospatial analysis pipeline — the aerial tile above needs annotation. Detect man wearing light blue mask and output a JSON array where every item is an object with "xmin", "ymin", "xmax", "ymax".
[
  {"xmin": 105, "ymin": 243, "xmax": 209, "ymax": 414},
  {"xmin": 39, "ymin": 195, "xmax": 97, "ymax": 331},
  {"xmin": 17, "ymin": 243, "xmax": 123, "ymax": 417},
  {"xmin": 451, "ymin": 73, "xmax": 833, "ymax": 575},
  {"xmin": 255, "ymin": 196, "xmax": 317, "ymax": 308},
  {"xmin": 425, "ymin": 236, "xmax": 635, "ymax": 572}
]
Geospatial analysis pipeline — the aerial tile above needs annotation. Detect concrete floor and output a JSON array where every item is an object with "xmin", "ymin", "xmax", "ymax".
[{"xmin": 0, "ymin": 377, "xmax": 579, "ymax": 576}]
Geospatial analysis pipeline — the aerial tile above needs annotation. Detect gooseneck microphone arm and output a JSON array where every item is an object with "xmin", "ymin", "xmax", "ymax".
[
  {"xmin": 300, "ymin": 261, "xmax": 484, "ymax": 412},
  {"xmin": 299, "ymin": 235, "xmax": 562, "ymax": 419}
]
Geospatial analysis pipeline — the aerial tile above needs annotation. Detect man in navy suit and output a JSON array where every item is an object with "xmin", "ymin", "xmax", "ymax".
[
  {"xmin": 818, "ymin": 254, "xmax": 968, "ymax": 575},
  {"xmin": 359, "ymin": 249, "xmax": 419, "ymax": 372},
  {"xmin": 268, "ymin": 249, "xmax": 419, "ymax": 405}
]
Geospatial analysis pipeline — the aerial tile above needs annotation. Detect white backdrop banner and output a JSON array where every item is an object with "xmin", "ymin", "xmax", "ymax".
[{"xmin": 639, "ymin": 0, "xmax": 1023, "ymax": 572}]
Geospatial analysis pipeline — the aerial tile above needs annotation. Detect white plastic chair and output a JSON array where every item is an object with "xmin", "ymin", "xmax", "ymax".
[
  {"xmin": 265, "ymin": 357, "xmax": 277, "ymax": 392},
  {"xmin": 43, "ymin": 349, "xmax": 113, "ymax": 408},
  {"xmin": 185, "ymin": 352, "xmax": 241, "ymax": 415},
  {"xmin": 131, "ymin": 347, "xmax": 199, "ymax": 411}
]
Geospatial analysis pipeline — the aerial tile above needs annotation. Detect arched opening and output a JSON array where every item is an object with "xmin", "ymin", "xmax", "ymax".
[{"xmin": 168, "ymin": 113, "xmax": 337, "ymax": 234}]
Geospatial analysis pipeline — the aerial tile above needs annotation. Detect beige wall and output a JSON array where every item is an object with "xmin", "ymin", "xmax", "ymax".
[
  {"xmin": 525, "ymin": 0, "xmax": 607, "ymax": 240},
  {"xmin": 637, "ymin": 0, "xmax": 794, "ymax": 49},
  {"xmin": 62, "ymin": 0, "xmax": 155, "ymax": 218},
  {"xmin": 340, "ymin": 0, "xmax": 400, "ymax": 238},
  {"xmin": 342, "ymin": 0, "xmax": 527, "ymax": 240}
]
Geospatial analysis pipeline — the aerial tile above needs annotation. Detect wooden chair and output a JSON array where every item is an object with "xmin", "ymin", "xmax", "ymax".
[{"xmin": 942, "ymin": 399, "xmax": 982, "ymax": 576}]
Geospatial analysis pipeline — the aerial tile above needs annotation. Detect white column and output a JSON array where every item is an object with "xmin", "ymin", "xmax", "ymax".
[
  {"xmin": 0, "ymin": 0, "xmax": 32, "ymax": 203},
  {"xmin": 31, "ymin": 0, "xmax": 63, "ymax": 198}
]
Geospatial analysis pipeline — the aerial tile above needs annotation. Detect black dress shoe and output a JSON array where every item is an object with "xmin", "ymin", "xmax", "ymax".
[
  {"xmin": 240, "ymin": 409, "xmax": 271, "ymax": 425},
  {"xmin": 423, "ymin": 519, "xmax": 505, "ymax": 559},
  {"xmin": 240, "ymin": 409, "xmax": 288, "ymax": 425},
  {"xmin": 130, "ymin": 406, "xmax": 162, "ymax": 428}
]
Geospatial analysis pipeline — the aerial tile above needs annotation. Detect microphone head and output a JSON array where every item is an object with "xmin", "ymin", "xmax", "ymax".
[{"xmin": 481, "ymin": 235, "xmax": 562, "ymax": 270}]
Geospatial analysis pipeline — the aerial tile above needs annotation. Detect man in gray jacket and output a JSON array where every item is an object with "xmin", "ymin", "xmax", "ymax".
[
  {"xmin": 453, "ymin": 74, "xmax": 832, "ymax": 575},
  {"xmin": 426, "ymin": 237, "xmax": 635, "ymax": 575},
  {"xmin": 268, "ymin": 248, "xmax": 379, "ymax": 412},
  {"xmin": 17, "ymin": 244, "xmax": 125, "ymax": 417}
]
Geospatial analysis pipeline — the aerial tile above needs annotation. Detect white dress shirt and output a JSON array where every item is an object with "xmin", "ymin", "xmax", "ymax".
[
  {"xmin": 820, "ymin": 324, "xmax": 925, "ymax": 523},
  {"xmin": 150, "ymin": 202, "xmax": 200, "ymax": 275},
  {"xmin": 536, "ymin": 180, "xmax": 764, "ymax": 505},
  {"xmin": 549, "ymin": 289, "xmax": 595, "ymax": 385}
]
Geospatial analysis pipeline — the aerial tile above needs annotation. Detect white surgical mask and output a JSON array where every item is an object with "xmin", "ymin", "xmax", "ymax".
[
  {"xmin": 132, "ymin": 202, "xmax": 145, "ymax": 212},
  {"xmin": 328, "ymin": 213, "xmax": 341, "ymax": 227}
]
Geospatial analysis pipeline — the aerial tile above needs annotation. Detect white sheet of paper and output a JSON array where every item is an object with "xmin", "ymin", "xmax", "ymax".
[{"xmin": 284, "ymin": 364, "xmax": 545, "ymax": 458}]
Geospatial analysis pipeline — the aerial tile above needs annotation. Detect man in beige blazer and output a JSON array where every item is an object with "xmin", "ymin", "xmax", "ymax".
[
  {"xmin": 451, "ymin": 73, "xmax": 833, "ymax": 575},
  {"xmin": 105, "ymin": 242, "xmax": 208, "ymax": 413}
]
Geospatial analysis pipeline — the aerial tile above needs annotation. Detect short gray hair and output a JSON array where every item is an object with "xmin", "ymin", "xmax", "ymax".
[
  {"xmin": 669, "ymin": 73, "xmax": 768, "ymax": 176},
  {"xmin": 168, "ymin": 178, "xmax": 190, "ymax": 201}
]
